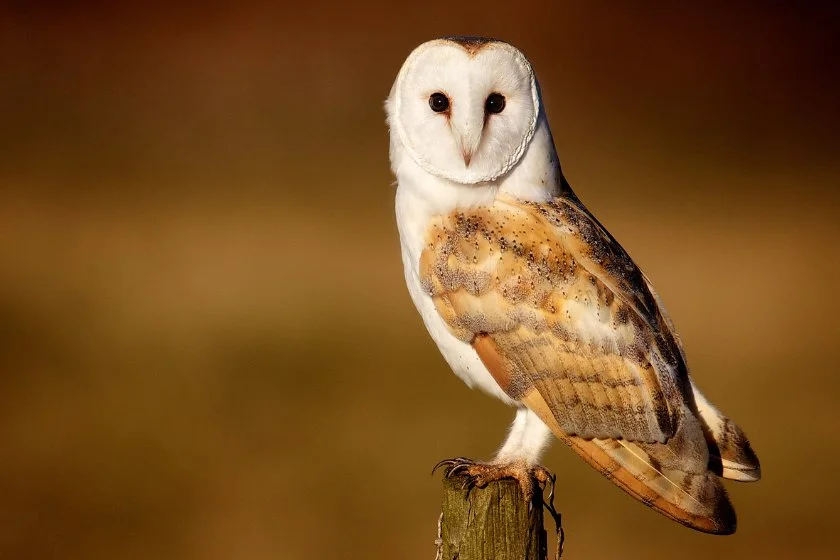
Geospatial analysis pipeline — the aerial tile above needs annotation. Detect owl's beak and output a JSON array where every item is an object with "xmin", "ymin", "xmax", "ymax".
[{"xmin": 455, "ymin": 127, "xmax": 482, "ymax": 169}]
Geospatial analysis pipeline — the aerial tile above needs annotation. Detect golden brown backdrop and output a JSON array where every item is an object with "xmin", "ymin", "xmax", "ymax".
[{"xmin": 1, "ymin": 2, "xmax": 839, "ymax": 559}]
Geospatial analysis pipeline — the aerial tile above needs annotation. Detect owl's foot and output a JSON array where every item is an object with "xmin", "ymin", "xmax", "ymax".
[{"xmin": 433, "ymin": 457, "xmax": 552, "ymax": 504}]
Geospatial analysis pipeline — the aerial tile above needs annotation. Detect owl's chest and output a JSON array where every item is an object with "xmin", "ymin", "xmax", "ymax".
[{"xmin": 395, "ymin": 187, "xmax": 515, "ymax": 405}]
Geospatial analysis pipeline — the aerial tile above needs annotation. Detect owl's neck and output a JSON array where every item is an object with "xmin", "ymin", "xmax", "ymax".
[
  {"xmin": 496, "ymin": 114, "xmax": 562, "ymax": 203},
  {"xmin": 392, "ymin": 114, "xmax": 561, "ymax": 219}
]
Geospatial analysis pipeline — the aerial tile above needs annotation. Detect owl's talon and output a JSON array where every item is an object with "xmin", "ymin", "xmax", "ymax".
[
  {"xmin": 434, "ymin": 457, "xmax": 553, "ymax": 504},
  {"xmin": 545, "ymin": 472, "xmax": 557, "ymax": 508},
  {"xmin": 449, "ymin": 464, "xmax": 471, "ymax": 478},
  {"xmin": 433, "ymin": 457, "xmax": 472, "ymax": 475}
]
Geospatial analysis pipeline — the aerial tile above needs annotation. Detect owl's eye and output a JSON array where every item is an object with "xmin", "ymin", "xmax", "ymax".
[
  {"xmin": 429, "ymin": 92, "xmax": 450, "ymax": 113},
  {"xmin": 485, "ymin": 93, "xmax": 506, "ymax": 114}
]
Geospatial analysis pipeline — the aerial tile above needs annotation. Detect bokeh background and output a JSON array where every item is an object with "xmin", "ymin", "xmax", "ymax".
[{"xmin": 2, "ymin": 2, "xmax": 839, "ymax": 559}]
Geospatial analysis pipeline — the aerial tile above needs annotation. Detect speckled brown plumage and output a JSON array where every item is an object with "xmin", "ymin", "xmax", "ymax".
[
  {"xmin": 420, "ymin": 192, "xmax": 738, "ymax": 533},
  {"xmin": 420, "ymin": 193, "xmax": 685, "ymax": 441}
]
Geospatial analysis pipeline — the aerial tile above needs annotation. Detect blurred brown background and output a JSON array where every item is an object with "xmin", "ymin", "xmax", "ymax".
[{"xmin": 1, "ymin": 2, "xmax": 839, "ymax": 559}]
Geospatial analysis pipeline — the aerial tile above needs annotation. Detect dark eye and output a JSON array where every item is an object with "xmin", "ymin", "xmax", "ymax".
[
  {"xmin": 429, "ymin": 92, "xmax": 450, "ymax": 113},
  {"xmin": 485, "ymin": 93, "xmax": 506, "ymax": 114}
]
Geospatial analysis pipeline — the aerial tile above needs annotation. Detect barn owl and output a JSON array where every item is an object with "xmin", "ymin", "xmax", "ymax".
[{"xmin": 386, "ymin": 37, "xmax": 760, "ymax": 534}]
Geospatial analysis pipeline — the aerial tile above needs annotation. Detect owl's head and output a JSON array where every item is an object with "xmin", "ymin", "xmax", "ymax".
[{"xmin": 387, "ymin": 37, "xmax": 541, "ymax": 185}]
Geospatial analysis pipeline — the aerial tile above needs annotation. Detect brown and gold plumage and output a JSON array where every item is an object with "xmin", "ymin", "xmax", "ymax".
[
  {"xmin": 388, "ymin": 37, "xmax": 759, "ymax": 536},
  {"xmin": 419, "ymin": 189, "xmax": 756, "ymax": 533}
]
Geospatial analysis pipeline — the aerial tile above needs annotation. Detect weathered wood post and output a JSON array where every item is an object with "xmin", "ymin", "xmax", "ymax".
[{"xmin": 435, "ymin": 468, "xmax": 563, "ymax": 560}]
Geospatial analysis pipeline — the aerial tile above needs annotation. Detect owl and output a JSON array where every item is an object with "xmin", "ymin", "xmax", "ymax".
[{"xmin": 386, "ymin": 37, "xmax": 760, "ymax": 534}]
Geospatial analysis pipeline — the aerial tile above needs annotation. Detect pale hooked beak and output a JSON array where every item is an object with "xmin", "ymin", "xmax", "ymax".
[{"xmin": 455, "ymin": 127, "xmax": 482, "ymax": 168}]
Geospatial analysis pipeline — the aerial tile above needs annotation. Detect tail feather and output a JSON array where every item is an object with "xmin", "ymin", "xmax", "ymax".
[
  {"xmin": 562, "ymin": 436, "xmax": 736, "ymax": 534},
  {"xmin": 643, "ymin": 273, "xmax": 760, "ymax": 483},
  {"xmin": 693, "ymin": 387, "xmax": 761, "ymax": 482},
  {"xmin": 522, "ymin": 389, "xmax": 737, "ymax": 534}
]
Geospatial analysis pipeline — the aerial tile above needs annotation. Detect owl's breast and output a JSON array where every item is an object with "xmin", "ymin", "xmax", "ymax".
[{"xmin": 395, "ymin": 184, "xmax": 516, "ymax": 404}]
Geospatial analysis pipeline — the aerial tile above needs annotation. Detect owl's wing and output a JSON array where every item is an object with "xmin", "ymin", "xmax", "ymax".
[
  {"xmin": 421, "ymin": 194, "xmax": 686, "ymax": 443},
  {"xmin": 642, "ymin": 269, "xmax": 761, "ymax": 483},
  {"xmin": 421, "ymin": 193, "xmax": 736, "ymax": 533}
]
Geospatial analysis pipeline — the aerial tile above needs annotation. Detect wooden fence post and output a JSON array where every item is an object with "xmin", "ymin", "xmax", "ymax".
[{"xmin": 434, "ymin": 467, "xmax": 563, "ymax": 560}]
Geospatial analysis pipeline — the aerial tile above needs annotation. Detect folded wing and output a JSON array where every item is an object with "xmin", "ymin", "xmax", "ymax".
[{"xmin": 420, "ymin": 193, "xmax": 742, "ymax": 533}]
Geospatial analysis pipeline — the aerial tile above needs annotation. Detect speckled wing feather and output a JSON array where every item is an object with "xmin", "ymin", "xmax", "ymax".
[
  {"xmin": 420, "ymin": 192, "xmax": 737, "ymax": 533},
  {"xmin": 420, "ymin": 193, "xmax": 687, "ymax": 442}
]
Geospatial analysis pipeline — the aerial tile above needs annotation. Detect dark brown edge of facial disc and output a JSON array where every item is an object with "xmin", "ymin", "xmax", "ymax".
[{"xmin": 443, "ymin": 36, "xmax": 497, "ymax": 56}]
